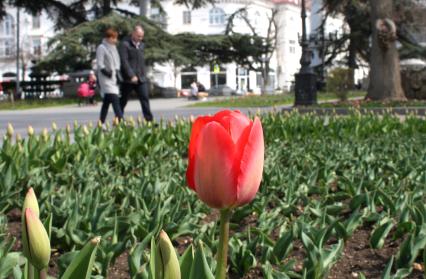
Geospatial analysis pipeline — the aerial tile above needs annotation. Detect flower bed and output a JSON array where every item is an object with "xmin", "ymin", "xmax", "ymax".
[{"xmin": 1, "ymin": 112, "xmax": 425, "ymax": 278}]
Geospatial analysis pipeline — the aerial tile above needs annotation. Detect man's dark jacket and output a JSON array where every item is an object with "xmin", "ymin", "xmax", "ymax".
[{"xmin": 119, "ymin": 36, "xmax": 146, "ymax": 83}]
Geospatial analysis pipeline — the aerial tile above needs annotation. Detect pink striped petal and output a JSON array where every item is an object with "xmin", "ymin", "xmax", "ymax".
[
  {"xmin": 186, "ymin": 115, "xmax": 213, "ymax": 190},
  {"xmin": 236, "ymin": 117, "xmax": 264, "ymax": 206},
  {"xmin": 213, "ymin": 110, "xmax": 251, "ymax": 144},
  {"xmin": 193, "ymin": 122, "xmax": 238, "ymax": 208}
]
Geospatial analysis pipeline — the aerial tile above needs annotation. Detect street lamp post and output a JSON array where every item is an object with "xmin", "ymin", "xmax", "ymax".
[
  {"xmin": 16, "ymin": 6, "xmax": 21, "ymax": 99},
  {"xmin": 294, "ymin": 0, "xmax": 317, "ymax": 106}
]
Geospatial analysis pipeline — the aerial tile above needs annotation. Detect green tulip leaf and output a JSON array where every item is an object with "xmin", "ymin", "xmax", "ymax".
[
  {"xmin": 61, "ymin": 237, "xmax": 100, "ymax": 279},
  {"xmin": 370, "ymin": 220, "xmax": 394, "ymax": 249},
  {"xmin": 179, "ymin": 245, "xmax": 194, "ymax": 279},
  {"xmin": 189, "ymin": 242, "xmax": 214, "ymax": 279},
  {"xmin": 43, "ymin": 213, "xmax": 52, "ymax": 240},
  {"xmin": 272, "ymin": 230, "xmax": 293, "ymax": 262}
]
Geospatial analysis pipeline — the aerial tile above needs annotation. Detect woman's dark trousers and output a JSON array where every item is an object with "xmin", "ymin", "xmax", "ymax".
[{"xmin": 100, "ymin": 93, "xmax": 123, "ymax": 123}]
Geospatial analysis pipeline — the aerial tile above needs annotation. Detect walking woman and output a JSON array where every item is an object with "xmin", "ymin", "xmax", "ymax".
[{"xmin": 97, "ymin": 27, "xmax": 123, "ymax": 124}]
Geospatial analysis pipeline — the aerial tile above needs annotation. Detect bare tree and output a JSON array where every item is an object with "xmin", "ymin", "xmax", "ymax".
[{"xmin": 226, "ymin": 8, "xmax": 278, "ymax": 95}]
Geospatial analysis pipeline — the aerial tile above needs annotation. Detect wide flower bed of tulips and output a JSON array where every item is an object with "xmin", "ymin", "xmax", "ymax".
[{"xmin": 1, "ymin": 111, "xmax": 426, "ymax": 279}]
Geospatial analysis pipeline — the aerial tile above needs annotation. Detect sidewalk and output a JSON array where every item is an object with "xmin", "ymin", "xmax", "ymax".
[{"xmin": 0, "ymin": 98, "xmax": 190, "ymax": 116}]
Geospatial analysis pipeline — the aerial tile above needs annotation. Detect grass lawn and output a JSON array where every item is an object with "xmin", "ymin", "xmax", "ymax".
[
  {"xmin": 187, "ymin": 91, "xmax": 366, "ymax": 107},
  {"xmin": 315, "ymin": 99, "xmax": 426, "ymax": 108},
  {"xmin": 0, "ymin": 98, "xmax": 83, "ymax": 110}
]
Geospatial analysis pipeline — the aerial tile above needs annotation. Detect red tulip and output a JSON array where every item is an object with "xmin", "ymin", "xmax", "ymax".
[{"xmin": 186, "ymin": 110, "xmax": 264, "ymax": 209}]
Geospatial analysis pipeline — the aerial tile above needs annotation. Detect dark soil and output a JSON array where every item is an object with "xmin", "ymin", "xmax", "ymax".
[
  {"xmin": 109, "ymin": 251, "xmax": 130, "ymax": 279},
  {"xmin": 328, "ymin": 227, "xmax": 423, "ymax": 279},
  {"xmin": 5, "ymin": 209, "xmax": 425, "ymax": 278}
]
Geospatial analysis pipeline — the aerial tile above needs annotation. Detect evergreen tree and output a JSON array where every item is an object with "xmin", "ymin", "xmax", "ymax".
[{"xmin": 36, "ymin": 13, "xmax": 268, "ymax": 75}]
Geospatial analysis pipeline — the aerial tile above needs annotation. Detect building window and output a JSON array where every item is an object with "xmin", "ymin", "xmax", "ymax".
[
  {"xmin": 150, "ymin": 7, "xmax": 165, "ymax": 24},
  {"xmin": 256, "ymin": 73, "xmax": 275, "ymax": 88},
  {"xmin": 32, "ymin": 38, "xmax": 42, "ymax": 56},
  {"xmin": 151, "ymin": 7, "xmax": 160, "ymax": 16},
  {"xmin": 256, "ymin": 73, "xmax": 262, "ymax": 87},
  {"xmin": 254, "ymin": 11, "xmax": 261, "ymax": 26},
  {"xmin": 289, "ymin": 40, "xmax": 296, "ymax": 54},
  {"xmin": 209, "ymin": 8, "xmax": 225, "ymax": 25},
  {"xmin": 181, "ymin": 66, "xmax": 197, "ymax": 89},
  {"xmin": 183, "ymin": 11, "xmax": 191, "ymax": 24},
  {"xmin": 1, "ymin": 14, "xmax": 14, "ymax": 37},
  {"xmin": 0, "ymin": 39, "xmax": 13, "ymax": 57},
  {"xmin": 5, "ymin": 40, "xmax": 12, "ymax": 56},
  {"xmin": 32, "ymin": 14, "xmax": 41, "ymax": 29},
  {"xmin": 210, "ymin": 64, "xmax": 226, "ymax": 86}
]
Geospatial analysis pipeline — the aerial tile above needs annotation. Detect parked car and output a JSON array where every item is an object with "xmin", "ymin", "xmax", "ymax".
[
  {"xmin": 150, "ymin": 81, "xmax": 178, "ymax": 98},
  {"xmin": 208, "ymin": 85, "xmax": 235, "ymax": 96}
]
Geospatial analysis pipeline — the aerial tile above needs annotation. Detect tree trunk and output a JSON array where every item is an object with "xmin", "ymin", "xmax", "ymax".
[
  {"xmin": 102, "ymin": 0, "xmax": 112, "ymax": 16},
  {"xmin": 347, "ymin": 35, "xmax": 356, "ymax": 89},
  {"xmin": 139, "ymin": 0, "xmax": 148, "ymax": 17},
  {"xmin": 367, "ymin": 0, "xmax": 405, "ymax": 100},
  {"xmin": 262, "ymin": 62, "xmax": 270, "ymax": 95}
]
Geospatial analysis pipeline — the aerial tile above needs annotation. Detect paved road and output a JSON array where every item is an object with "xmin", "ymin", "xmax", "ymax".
[
  {"xmin": 0, "ymin": 98, "xmax": 282, "ymax": 138},
  {"xmin": 3, "ymin": 96, "xmax": 416, "ymax": 139}
]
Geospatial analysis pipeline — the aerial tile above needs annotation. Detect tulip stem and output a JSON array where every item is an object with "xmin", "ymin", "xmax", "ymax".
[
  {"xmin": 39, "ymin": 269, "xmax": 47, "ymax": 279},
  {"xmin": 215, "ymin": 208, "xmax": 232, "ymax": 279},
  {"xmin": 27, "ymin": 264, "xmax": 34, "ymax": 279}
]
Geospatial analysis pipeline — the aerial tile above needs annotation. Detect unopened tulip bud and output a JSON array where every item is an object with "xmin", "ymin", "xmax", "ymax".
[
  {"xmin": 189, "ymin": 115, "xmax": 195, "ymax": 123},
  {"xmin": 7, "ymin": 123, "xmax": 14, "ymax": 138},
  {"xmin": 83, "ymin": 125, "xmax": 89, "ymax": 136},
  {"xmin": 128, "ymin": 116, "xmax": 135, "ymax": 127},
  {"xmin": 23, "ymin": 208, "xmax": 51, "ymax": 270},
  {"xmin": 113, "ymin": 117, "xmax": 120, "ymax": 126},
  {"xmin": 88, "ymin": 121, "xmax": 93, "ymax": 129},
  {"xmin": 156, "ymin": 230, "xmax": 181, "ymax": 279},
  {"xmin": 22, "ymin": 188, "xmax": 41, "ymax": 268},
  {"xmin": 42, "ymin": 128, "xmax": 49, "ymax": 142},
  {"xmin": 97, "ymin": 120, "xmax": 103, "ymax": 129},
  {"xmin": 23, "ymin": 188, "xmax": 39, "ymax": 218},
  {"xmin": 91, "ymin": 236, "xmax": 101, "ymax": 245},
  {"xmin": 74, "ymin": 120, "xmax": 78, "ymax": 130},
  {"xmin": 51, "ymin": 122, "xmax": 57, "ymax": 131},
  {"xmin": 16, "ymin": 133, "xmax": 22, "ymax": 142},
  {"xmin": 55, "ymin": 134, "xmax": 62, "ymax": 143},
  {"xmin": 66, "ymin": 124, "xmax": 71, "ymax": 135},
  {"xmin": 28, "ymin": 126, "xmax": 34, "ymax": 137},
  {"xmin": 137, "ymin": 115, "xmax": 143, "ymax": 126}
]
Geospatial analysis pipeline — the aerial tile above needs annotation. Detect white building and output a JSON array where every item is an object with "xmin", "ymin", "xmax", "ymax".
[
  {"xmin": 0, "ymin": 0, "xmax": 347, "ymax": 92},
  {"xmin": 135, "ymin": 0, "xmax": 346, "ymax": 92},
  {"xmin": 142, "ymin": 0, "xmax": 310, "ymax": 92},
  {"xmin": 0, "ymin": 7, "xmax": 55, "ymax": 81}
]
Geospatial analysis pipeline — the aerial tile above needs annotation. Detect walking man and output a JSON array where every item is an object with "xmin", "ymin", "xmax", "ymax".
[{"xmin": 119, "ymin": 24, "xmax": 153, "ymax": 121}]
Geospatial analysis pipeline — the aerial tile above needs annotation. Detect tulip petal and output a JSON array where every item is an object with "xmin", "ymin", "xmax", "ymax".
[
  {"xmin": 186, "ymin": 116, "xmax": 213, "ymax": 190},
  {"xmin": 235, "ymin": 117, "xmax": 264, "ymax": 206},
  {"xmin": 213, "ymin": 111, "xmax": 250, "ymax": 144},
  {"xmin": 194, "ymin": 122, "xmax": 237, "ymax": 208},
  {"xmin": 25, "ymin": 208, "xmax": 51, "ymax": 270},
  {"xmin": 23, "ymin": 188, "xmax": 39, "ymax": 218}
]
